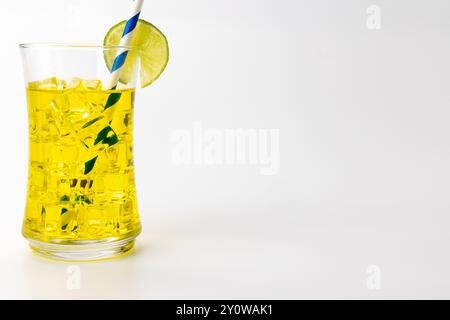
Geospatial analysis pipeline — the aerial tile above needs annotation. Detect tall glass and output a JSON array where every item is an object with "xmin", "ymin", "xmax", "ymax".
[{"xmin": 20, "ymin": 44, "xmax": 141, "ymax": 261}]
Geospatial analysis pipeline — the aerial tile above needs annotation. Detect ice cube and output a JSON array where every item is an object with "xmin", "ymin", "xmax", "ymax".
[
  {"xmin": 67, "ymin": 77, "xmax": 83, "ymax": 89},
  {"xmin": 49, "ymin": 100, "xmax": 63, "ymax": 133},
  {"xmin": 81, "ymin": 79, "xmax": 102, "ymax": 90},
  {"xmin": 28, "ymin": 77, "xmax": 66, "ymax": 90}
]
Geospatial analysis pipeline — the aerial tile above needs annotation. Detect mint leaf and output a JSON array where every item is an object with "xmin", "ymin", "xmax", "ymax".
[
  {"xmin": 103, "ymin": 134, "xmax": 119, "ymax": 147},
  {"xmin": 94, "ymin": 126, "xmax": 119, "ymax": 147},
  {"xmin": 82, "ymin": 116, "xmax": 104, "ymax": 128},
  {"xmin": 94, "ymin": 126, "xmax": 112, "ymax": 145},
  {"xmin": 104, "ymin": 93, "xmax": 121, "ymax": 110},
  {"xmin": 84, "ymin": 156, "xmax": 98, "ymax": 174}
]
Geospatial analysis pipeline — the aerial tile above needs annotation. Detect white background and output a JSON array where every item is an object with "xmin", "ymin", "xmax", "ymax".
[{"xmin": 1, "ymin": 0, "xmax": 450, "ymax": 299}]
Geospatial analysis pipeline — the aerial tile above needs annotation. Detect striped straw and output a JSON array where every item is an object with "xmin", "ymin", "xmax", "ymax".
[
  {"xmin": 107, "ymin": 0, "xmax": 144, "ymax": 89},
  {"xmin": 83, "ymin": 0, "xmax": 145, "ymax": 175}
]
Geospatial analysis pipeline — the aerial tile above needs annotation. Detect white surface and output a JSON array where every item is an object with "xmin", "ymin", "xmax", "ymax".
[{"xmin": 1, "ymin": 0, "xmax": 450, "ymax": 299}]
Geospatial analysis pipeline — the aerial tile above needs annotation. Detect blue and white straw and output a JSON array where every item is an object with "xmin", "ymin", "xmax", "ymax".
[{"xmin": 107, "ymin": 0, "xmax": 144, "ymax": 89}]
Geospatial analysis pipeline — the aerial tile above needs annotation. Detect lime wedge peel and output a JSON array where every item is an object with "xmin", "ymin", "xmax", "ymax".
[{"xmin": 104, "ymin": 19, "xmax": 169, "ymax": 88}]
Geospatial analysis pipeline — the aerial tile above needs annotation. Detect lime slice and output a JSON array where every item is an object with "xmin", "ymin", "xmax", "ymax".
[{"xmin": 104, "ymin": 19, "xmax": 169, "ymax": 88}]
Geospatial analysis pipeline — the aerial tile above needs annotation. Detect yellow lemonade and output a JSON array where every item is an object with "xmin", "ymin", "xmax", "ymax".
[{"xmin": 23, "ymin": 78, "xmax": 141, "ymax": 244}]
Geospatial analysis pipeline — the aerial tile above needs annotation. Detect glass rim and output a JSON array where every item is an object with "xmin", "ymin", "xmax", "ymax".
[{"xmin": 18, "ymin": 42, "xmax": 138, "ymax": 50}]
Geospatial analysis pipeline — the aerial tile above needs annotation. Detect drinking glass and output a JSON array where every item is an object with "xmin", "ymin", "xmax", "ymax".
[{"xmin": 20, "ymin": 43, "xmax": 141, "ymax": 261}]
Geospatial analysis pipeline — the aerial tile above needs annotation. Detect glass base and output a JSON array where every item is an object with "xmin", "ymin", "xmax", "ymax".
[{"xmin": 27, "ymin": 237, "xmax": 136, "ymax": 262}]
